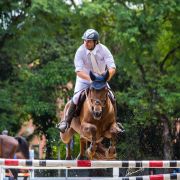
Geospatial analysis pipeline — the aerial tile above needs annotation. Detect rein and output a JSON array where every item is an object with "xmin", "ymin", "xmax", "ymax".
[
  {"xmin": 85, "ymin": 89, "xmax": 93, "ymax": 113},
  {"xmin": 85, "ymin": 87, "xmax": 110, "ymax": 119}
]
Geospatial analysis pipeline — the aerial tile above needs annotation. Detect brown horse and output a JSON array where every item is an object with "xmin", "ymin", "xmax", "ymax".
[
  {"xmin": 60, "ymin": 70, "xmax": 122, "ymax": 160},
  {"xmin": 0, "ymin": 135, "xmax": 29, "ymax": 180}
]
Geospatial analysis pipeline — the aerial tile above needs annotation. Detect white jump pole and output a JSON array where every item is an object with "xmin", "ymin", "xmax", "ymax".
[
  {"xmin": 0, "ymin": 159, "xmax": 180, "ymax": 180},
  {"xmin": 120, "ymin": 173, "xmax": 180, "ymax": 180},
  {"xmin": 1, "ymin": 159, "xmax": 180, "ymax": 169}
]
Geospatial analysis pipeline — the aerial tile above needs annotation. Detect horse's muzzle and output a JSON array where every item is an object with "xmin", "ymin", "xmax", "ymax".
[{"xmin": 93, "ymin": 110, "xmax": 102, "ymax": 120}]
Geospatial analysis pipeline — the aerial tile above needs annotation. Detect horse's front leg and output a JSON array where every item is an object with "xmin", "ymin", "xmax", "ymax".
[
  {"xmin": 77, "ymin": 138, "xmax": 87, "ymax": 160},
  {"xmin": 81, "ymin": 122, "xmax": 97, "ymax": 159},
  {"xmin": 60, "ymin": 128, "xmax": 75, "ymax": 160},
  {"xmin": 87, "ymin": 136, "xmax": 97, "ymax": 159},
  {"xmin": 66, "ymin": 140, "xmax": 72, "ymax": 160}
]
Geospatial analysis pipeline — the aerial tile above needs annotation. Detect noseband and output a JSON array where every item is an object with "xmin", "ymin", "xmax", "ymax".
[{"xmin": 85, "ymin": 88, "xmax": 108, "ymax": 120}]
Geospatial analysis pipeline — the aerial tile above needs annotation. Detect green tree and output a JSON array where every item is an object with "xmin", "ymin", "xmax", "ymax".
[
  {"xmin": 0, "ymin": 0, "xmax": 32, "ymax": 134},
  {"xmin": 0, "ymin": 0, "xmax": 179, "ymax": 160},
  {"xmin": 109, "ymin": 0, "xmax": 180, "ymax": 159}
]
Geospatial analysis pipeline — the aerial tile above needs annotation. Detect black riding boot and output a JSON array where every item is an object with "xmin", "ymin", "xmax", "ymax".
[
  {"xmin": 108, "ymin": 92, "xmax": 117, "ymax": 120},
  {"xmin": 59, "ymin": 101, "xmax": 76, "ymax": 133}
]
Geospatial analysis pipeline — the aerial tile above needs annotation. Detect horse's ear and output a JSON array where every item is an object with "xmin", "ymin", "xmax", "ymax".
[
  {"xmin": 89, "ymin": 71, "xmax": 96, "ymax": 81},
  {"xmin": 103, "ymin": 70, "xmax": 109, "ymax": 82}
]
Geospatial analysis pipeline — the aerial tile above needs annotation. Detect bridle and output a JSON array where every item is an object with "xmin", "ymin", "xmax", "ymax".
[{"xmin": 85, "ymin": 87, "xmax": 108, "ymax": 120}]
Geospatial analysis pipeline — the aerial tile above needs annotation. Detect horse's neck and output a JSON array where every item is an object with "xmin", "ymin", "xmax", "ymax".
[
  {"xmin": 83, "ymin": 98, "xmax": 92, "ymax": 114},
  {"xmin": 106, "ymin": 97, "xmax": 113, "ymax": 111}
]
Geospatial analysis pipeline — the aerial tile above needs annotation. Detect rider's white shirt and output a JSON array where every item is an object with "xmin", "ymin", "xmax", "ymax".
[
  {"xmin": 73, "ymin": 43, "xmax": 116, "ymax": 104},
  {"xmin": 74, "ymin": 43, "xmax": 116, "ymax": 83}
]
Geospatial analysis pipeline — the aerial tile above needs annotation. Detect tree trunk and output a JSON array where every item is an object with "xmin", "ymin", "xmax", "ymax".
[
  {"xmin": 45, "ymin": 133, "xmax": 53, "ymax": 159},
  {"xmin": 161, "ymin": 114, "xmax": 172, "ymax": 159}
]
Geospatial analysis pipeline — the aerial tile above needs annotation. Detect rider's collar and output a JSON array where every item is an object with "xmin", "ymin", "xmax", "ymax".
[{"xmin": 85, "ymin": 44, "xmax": 99, "ymax": 56}]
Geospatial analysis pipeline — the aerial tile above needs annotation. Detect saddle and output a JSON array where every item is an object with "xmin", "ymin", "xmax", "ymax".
[{"xmin": 74, "ymin": 89, "xmax": 88, "ymax": 117}]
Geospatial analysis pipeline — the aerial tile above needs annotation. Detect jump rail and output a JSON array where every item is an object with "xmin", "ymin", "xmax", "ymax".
[
  {"xmin": 121, "ymin": 173, "xmax": 180, "ymax": 180},
  {"xmin": 0, "ymin": 159, "xmax": 180, "ymax": 180},
  {"xmin": 0, "ymin": 159, "xmax": 180, "ymax": 169}
]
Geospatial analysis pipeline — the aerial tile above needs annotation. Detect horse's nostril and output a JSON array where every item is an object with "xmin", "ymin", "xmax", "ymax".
[{"xmin": 94, "ymin": 111, "xmax": 102, "ymax": 117}]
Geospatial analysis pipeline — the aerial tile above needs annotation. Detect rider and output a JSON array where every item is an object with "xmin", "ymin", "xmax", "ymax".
[{"xmin": 59, "ymin": 29, "xmax": 116, "ymax": 133}]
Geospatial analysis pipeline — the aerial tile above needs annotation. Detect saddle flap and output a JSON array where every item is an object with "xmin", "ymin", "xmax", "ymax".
[{"xmin": 74, "ymin": 89, "xmax": 88, "ymax": 117}]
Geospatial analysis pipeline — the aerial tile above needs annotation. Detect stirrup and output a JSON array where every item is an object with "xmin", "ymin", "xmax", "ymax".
[
  {"xmin": 58, "ymin": 120, "xmax": 69, "ymax": 133},
  {"xmin": 117, "ymin": 122, "xmax": 125, "ymax": 133}
]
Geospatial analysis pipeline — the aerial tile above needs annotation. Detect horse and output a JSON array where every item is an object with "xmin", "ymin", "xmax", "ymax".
[
  {"xmin": 60, "ymin": 70, "xmax": 122, "ymax": 160},
  {"xmin": 0, "ymin": 135, "xmax": 29, "ymax": 180}
]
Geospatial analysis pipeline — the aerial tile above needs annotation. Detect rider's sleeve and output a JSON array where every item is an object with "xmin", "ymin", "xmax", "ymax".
[
  {"xmin": 102, "ymin": 45, "xmax": 116, "ymax": 69},
  {"xmin": 74, "ymin": 46, "xmax": 85, "ymax": 72}
]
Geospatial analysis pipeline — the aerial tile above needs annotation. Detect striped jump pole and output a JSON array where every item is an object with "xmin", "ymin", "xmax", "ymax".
[
  {"xmin": 0, "ymin": 159, "xmax": 180, "ymax": 169},
  {"xmin": 121, "ymin": 173, "xmax": 180, "ymax": 180}
]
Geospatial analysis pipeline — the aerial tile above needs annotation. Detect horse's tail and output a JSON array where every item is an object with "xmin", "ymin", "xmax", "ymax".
[{"xmin": 15, "ymin": 136, "xmax": 30, "ymax": 159}]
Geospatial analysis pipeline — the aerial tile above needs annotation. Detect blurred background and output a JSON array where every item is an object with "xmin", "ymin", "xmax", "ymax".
[{"xmin": 0, "ymin": 0, "xmax": 179, "ymax": 165}]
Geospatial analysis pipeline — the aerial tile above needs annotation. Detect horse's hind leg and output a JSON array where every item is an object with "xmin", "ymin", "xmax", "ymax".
[
  {"xmin": 87, "ymin": 130, "xmax": 97, "ymax": 160},
  {"xmin": 106, "ymin": 137, "xmax": 117, "ymax": 159}
]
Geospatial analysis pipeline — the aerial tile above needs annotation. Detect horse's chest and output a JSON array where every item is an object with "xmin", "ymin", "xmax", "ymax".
[
  {"xmin": 101, "ymin": 122, "xmax": 111, "ymax": 132},
  {"xmin": 88, "ymin": 119, "xmax": 111, "ymax": 132}
]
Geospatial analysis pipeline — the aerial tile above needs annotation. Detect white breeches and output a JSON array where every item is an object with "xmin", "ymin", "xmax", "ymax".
[{"xmin": 72, "ymin": 80, "xmax": 90, "ymax": 104}]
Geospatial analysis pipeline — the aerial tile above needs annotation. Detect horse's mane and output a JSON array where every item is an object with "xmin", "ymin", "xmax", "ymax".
[{"xmin": 15, "ymin": 136, "xmax": 29, "ymax": 159}]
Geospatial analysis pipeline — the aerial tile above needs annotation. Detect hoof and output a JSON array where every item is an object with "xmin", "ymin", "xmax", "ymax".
[
  {"xmin": 86, "ymin": 148, "xmax": 96, "ymax": 160},
  {"xmin": 93, "ymin": 151, "xmax": 106, "ymax": 160},
  {"xmin": 105, "ymin": 146, "xmax": 117, "ymax": 160},
  {"xmin": 77, "ymin": 154, "xmax": 88, "ymax": 160},
  {"xmin": 108, "ymin": 146, "xmax": 116, "ymax": 154},
  {"xmin": 117, "ymin": 123, "xmax": 125, "ymax": 133}
]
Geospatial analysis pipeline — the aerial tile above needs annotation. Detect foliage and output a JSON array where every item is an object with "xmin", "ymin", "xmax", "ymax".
[{"xmin": 0, "ymin": 0, "xmax": 179, "ymax": 160}]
